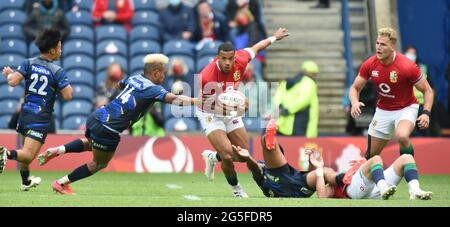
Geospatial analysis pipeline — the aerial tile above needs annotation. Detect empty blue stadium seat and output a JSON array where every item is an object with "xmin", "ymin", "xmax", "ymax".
[
  {"xmin": 163, "ymin": 104, "xmax": 195, "ymax": 119},
  {"xmin": 0, "ymin": 115, "xmax": 12, "ymax": 129},
  {"xmin": 132, "ymin": 11, "xmax": 159, "ymax": 27},
  {"xmin": 96, "ymin": 55, "xmax": 128, "ymax": 73},
  {"xmin": 0, "ymin": 10, "xmax": 26, "ymax": 25},
  {"xmin": 0, "ymin": 54, "xmax": 23, "ymax": 68},
  {"xmin": 196, "ymin": 56, "xmax": 214, "ymax": 72},
  {"xmin": 66, "ymin": 11, "xmax": 92, "ymax": 26},
  {"xmin": 164, "ymin": 118, "xmax": 197, "ymax": 132},
  {"xmin": 28, "ymin": 43, "xmax": 40, "ymax": 57},
  {"xmin": 69, "ymin": 25, "xmax": 94, "ymax": 42},
  {"xmin": 129, "ymin": 40, "xmax": 160, "ymax": 57},
  {"xmin": 62, "ymin": 115, "xmax": 87, "ymax": 130},
  {"xmin": 129, "ymin": 25, "xmax": 160, "ymax": 43},
  {"xmin": 250, "ymin": 58, "xmax": 263, "ymax": 81},
  {"xmin": 62, "ymin": 100, "xmax": 92, "ymax": 118},
  {"xmin": 95, "ymin": 70, "xmax": 107, "ymax": 88},
  {"xmin": 210, "ymin": 0, "xmax": 227, "ymax": 13},
  {"xmin": 0, "ymin": 99, "xmax": 19, "ymax": 116},
  {"xmin": 1, "ymin": 39, "xmax": 27, "ymax": 56},
  {"xmin": 0, "ymin": 84, "xmax": 24, "ymax": 100},
  {"xmin": 0, "ymin": 24, "xmax": 25, "ymax": 40},
  {"xmin": 72, "ymin": 84, "xmax": 95, "ymax": 101},
  {"xmin": 0, "ymin": 0, "xmax": 25, "ymax": 12},
  {"xmin": 196, "ymin": 40, "xmax": 222, "ymax": 59},
  {"xmin": 95, "ymin": 25, "xmax": 128, "ymax": 43},
  {"xmin": 133, "ymin": 0, "xmax": 157, "ymax": 12},
  {"xmin": 73, "ymin": 0, "xmax": 92, "ymax": 12},
  {"xmin": 129, "ymin": 55, "xmax": 146, "ymax": 74},
  {"xmin": 163, "ymin": 40, "xmax": 194, "ymax": 58},
  {"xmin": 63, "ymin": 39, "xmax": 94, "ymax": 57},
  {"xmin": 53, "ymin": 101, "xmax": 61, "ymax": 119},
  {"xmin": 96, "ymin": 40, "xmax": 128, "ymax": 57},
  {"xmin": 63, "ymin": 54, "xmax": 94, "ymax": 72},
  {"xmin": 66, "ymin": 69, "xmax": 95, "ymax": 87},
  {"xmin": 243, "ymin": 117, "xmax": 263, "ymax": 133}
]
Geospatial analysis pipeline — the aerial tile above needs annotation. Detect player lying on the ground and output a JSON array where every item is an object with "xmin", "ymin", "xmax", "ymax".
[
  {"xmin": 230, "ymin": 119, "xmax": 336, "ymax": 198},
  {"xmin": 36, "ymin": 54, "xmax": 199, "ymax": 195},
  {"xmin": 308, "ymin": 151, "xmax": 433, "ymax": 200}
]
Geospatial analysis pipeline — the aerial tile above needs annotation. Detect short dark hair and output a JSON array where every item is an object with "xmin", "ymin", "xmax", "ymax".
[
  {"xmin": 218, "ymin": 42, "xmax": 235, "ymax": 55},
  {"xmin": 35, "ymin": 28, "xmax": 61, "ymax": 54}
]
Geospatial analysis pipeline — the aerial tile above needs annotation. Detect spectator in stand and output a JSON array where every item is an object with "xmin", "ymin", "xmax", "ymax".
[
  {"xmin": 162, "ymin": 57, "xmax": 195, "ymax": 97},
  {"xmin": 95, "ymin": 63, "xmax": 124, "ymax": 108},
  {"xmin": 231, "ymin": 8, "xmax": 265, "ymax": 62},
  {"xmin": 24, "ymin": 0, "xmax": 75, "ymax": 13},
  {"xmin": 131, "ymin": 103, "xmax": 165, "ymax": 137},
  {"xmin": 159, "ymin": 0, "xmax": 194, "ymax": 43},
  {"xmin": 188, "ymin": 0, "xmax": 229, "ymax": 43},
  {"xmin": 92, "ymin": 0, "xmax": 134, "ymax": 32},
  {"xmin": 23, "ymin": 0, "xmax": 70, "ymax": 42},
  {"xmin": 226, "ymin": 0, "xmax": 267, "ymax": 40}
]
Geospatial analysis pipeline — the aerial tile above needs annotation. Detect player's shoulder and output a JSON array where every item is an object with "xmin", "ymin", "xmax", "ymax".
[
  {"xmin": 395, "ymin": 52, "xmax": 417, "ymax": 67},
  {"xmin": 200, "ymin": 59, "xmax": 218, "ymax": 77},
  {"xmin": 362, "ymin": 55, "xmax": 378, "ymax": 66}
]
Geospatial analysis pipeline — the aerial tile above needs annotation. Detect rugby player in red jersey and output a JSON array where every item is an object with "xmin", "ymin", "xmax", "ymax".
[
  {"xmin": 349, "ymin": 27, "xmax": 434, "ymax": 159},
  {"xmin": 198, "ymin": 28, "xmax": 289, "ymax": 197}
]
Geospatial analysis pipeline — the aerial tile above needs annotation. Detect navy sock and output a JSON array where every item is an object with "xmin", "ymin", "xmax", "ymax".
[
  {"xmin": 403, "ymin": 163, "xmax": 419, "ymax": 182},
  {"xmin": 64, "ymin": 139, "xmax": 85, "ymax": 153},
  {"xmin": 216, "ymin": 153, "xmax": 222, "ymax": 162},
  {"xmin": 370, "ymin": 164, "xmax": 385, "ymax": 184},
  {"xmin": 7, "ymin": 150, "xmax": 17, "ymax": 160},
  {"xmin": 225, "ymin": 175, "xmax": 238, "ymax": 186},
  {"xmin": 20, "ymin": 170, "xmax": 30, "ymax": 185},
  {"xmin": 67, "ymin": 164, "xmax": 93, "ymax": 183}
]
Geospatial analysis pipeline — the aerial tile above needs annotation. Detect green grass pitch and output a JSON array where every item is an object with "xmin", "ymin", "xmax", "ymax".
[{"xmin": 1, "ymin": 171, "xmax": 449, "ymax": 207}]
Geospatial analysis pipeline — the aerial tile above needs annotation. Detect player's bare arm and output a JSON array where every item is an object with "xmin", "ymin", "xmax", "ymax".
[
  {"xmin": 60, "ymin": 85, "xmax": 73, "ymax": 101},
  {"xmin": 164, "ymin": 92, "xmax": 199, "ymax": 106},
  {"xmin": 250, "ymin": 27, "xmax": 290, "ymax": 55},
  {"xmin": 414, "ymin": 76, "xmax": 434, "ymax": 129},
  {"xmin": 308, "ymin": 151, "xmax": 335, "ymax": 198},
  {"xmin": 2, "ymin": 66, "xmax": 24, "ymax": 87},
  {"xmin": 349, "ymin": 74, "xmax": 368, "ymax": 118}
]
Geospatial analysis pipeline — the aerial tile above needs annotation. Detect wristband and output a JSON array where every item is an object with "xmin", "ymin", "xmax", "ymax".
[
  {"xmin": 268, "ymin": 36, "xmax": 276, "ymax": 44},
  {"xmin": 315, "ymin": 168, "xmax": 324, "ymax": 177},
  {"xmin": 422, "ymin": 110, "xmax": 431, "ymax": 116}
]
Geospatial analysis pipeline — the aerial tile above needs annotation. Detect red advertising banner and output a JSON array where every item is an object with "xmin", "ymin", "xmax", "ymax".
[{"xmin": 2, "ymin": 133, "xmax": 450, "ymax": 174}]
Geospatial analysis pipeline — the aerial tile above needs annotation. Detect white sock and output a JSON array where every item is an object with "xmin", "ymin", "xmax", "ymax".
[
  {"xmin": 377, "ymin": 179, "xmax": 388, "ymax": 190},
  {"xmin": 209, "ymin": 151, "xmax": 218, "ymax": 162},
  {"xmin": 408, "ymin": 179, "xmax": 420, "ymax": 193},
  {"xmin": 57, "ymin": 175, "xmax": 70, "ymax": 185},
  {"xmin": 57, "ymin": 145, "xmax": 66, "ymax": 154}
]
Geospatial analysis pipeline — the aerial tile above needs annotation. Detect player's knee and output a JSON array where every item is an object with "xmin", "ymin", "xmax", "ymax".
[
  {"xmin": 370, "ymin": 155, "xmax": 383, "ymax": 164},
  {"xmin": 220, "ymin": 153, "xmax": 234, "ymax": 163},
  {"xmin": 400, "ymin": 154, "xmax": 414, "ymax": 162},
  {"xmin": 91, "ymin": 161, "xmax": 108, "ymax": 172},
  {"xmin": 396, "ymin": 133, "xmax": 410, "ymax": 144}
]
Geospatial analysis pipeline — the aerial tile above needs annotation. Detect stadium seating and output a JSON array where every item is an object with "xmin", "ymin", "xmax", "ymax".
[
  {"xmin": 164, "ymin": 118, "xmax": 198, "ymax": 132},
  {"xmin": 163, "ymin": 104, "xmax": 195, "ymax": 120},
  {"xmin": 196, "ymin": 40, "xmax": 222, "ymax": 59},
  {"xmin": 96, "ymin": 70, "xmax": 107, "ymax": 87},
  {"xmin": 0, "ymin": 24, "xmax": 26, "ymax": 41},
  {"xmin": 0, "ymin": 115, "xmax": 12, "ymax": 129},
  {"xmin": 210, "ymin": 0, "xmax": 227, "ymax": 13},
  {"xmin": 133, "ymin": 0, "xmax": 157, "ymax": 12},
  {"xmin": 167, "ymin": 55, "xmax": 195, "ymax": 73},
  {"xmin": 63, "ymin": 54, "xmax": 95, "ymax": 72},
  {"xmin": 62, "ymin": 100, "xmax": 92, "ymax": 118},
  {"xmin": 196, "ymin": 56, "xmax": 214, "ymax": 72},
  {"xmin": 71, "ymin": 84, "xmax": 95, "ymax": 102},
  {"xmin": 96, "ymin": 55, "xmax": 128, "ymax": 73},
  {"xmin": 129, "ymin": 55, "xmax": 146, "ymax": 74},
  {"xmin": 28, "ymin": 43, "xmax": 40, "ymax": 57},
  {"xmin": 0, "ymin": 0, "xmax": 25, "ymax": 12},
  {"xmin": 96, "ymin": 40, "xmax": 128, "ymax": 57},
  {"xmin": 243, "ymin": 117, "xmax": 263, "ymax": 133},
  {"xmin": 0, "ymin": 10, "xmax": 26, "ymax": 25},
  {"xmin": 129, "ymin": 40, "xmax": 161, "ymax": 57},
  {"xmin": 0, "ymin": 84, "xmax": 24, "ymax": 100},
  {"xmin": 66, "ymin": 69, "xmax": 95, "ymax": 87},
  {"xmin": 163, "ymin": 40, "xmax": 194, "ymax": 58},
  {"xmin": 66, "ymin": 10, "xmax": 92, "ymax": 26},
  {"xmin": 63, "ymin": 39, "xmax": 94, "ymax": 57},
  {"xmin": 1, "ymin": 39, "xmax": 27, "ymax": 57},
  {"xmin": 95, "ymin": 25, "xmax": 128, "ymax": 43},
  {"xmin": 53, "ymin": 101, "xmax": 61, "ymax": 119},
  {"xmin": 129, "ymin": 25, "xmax": 160, "ymax": 43},
  {"xmin": 0, "ymin": 54, "xmax": 24, "ymax": 68},
  {"xmin": 0, "ymin": 99, "xmax": 19, "ymax": 116},
  {"xmin": 73, "ymin": 0, "xmax": 92, "ymax": 12},
  {"xmin": 69, "ymin": 25, "xmax": 94, "ymax": 42},
  {"xmin": 62, "ymin": 115, "xmax": 87, "ymax": 130},
  {"xmin": 131, "ymin": 11, "xmax": 159, "ymax": 28}
]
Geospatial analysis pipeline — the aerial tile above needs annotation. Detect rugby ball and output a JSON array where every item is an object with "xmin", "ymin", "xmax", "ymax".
[{"xmin": 217, "ymin": 90, "xmax": 246, "ymax": 107}]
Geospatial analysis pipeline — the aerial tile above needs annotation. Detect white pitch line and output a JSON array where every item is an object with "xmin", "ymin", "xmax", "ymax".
[
  {"xmin": 183, "ymin": 195, "xmax": 201, "ymax": 201},
  {"xmin": 166, "ymin": 184, "xmax": 182, "ymax": 189}
]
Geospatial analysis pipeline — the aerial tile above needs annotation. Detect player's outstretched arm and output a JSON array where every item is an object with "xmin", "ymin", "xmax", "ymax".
[
  {"xmin": 164, "ymin": 92, "xmax": 199, "ymax": 106},
  {"xmin": 2, "ymin": 66, "xmax": 24, "ymax": 87},
  {"xmin": 250, "ymin": 27, "xmax": 290, "ymax": 55},
  {"xmin": 349, "ymin": 75, "xmax": 368, "ymax": 118}
]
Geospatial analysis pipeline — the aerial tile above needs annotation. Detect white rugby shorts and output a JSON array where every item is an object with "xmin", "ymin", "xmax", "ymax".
[
  {"xmin": 195, "ymin": 108, "xmax": 244, "ymax": 135},
  {"xmin": 368, "ymin": 104, "xmax": 419, "ymax": 140}
]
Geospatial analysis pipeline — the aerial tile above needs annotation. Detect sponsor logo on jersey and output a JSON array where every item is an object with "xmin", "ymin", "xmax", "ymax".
[
  {"xmin": 390, "ymin": 71, "xmax": 397, "ymax": 83},
  {"xmin": 371, "ymin": 70, "xmax": 379, "ymax": 77},
  {"xmin": 233, "ymin": 71, "xmax": 240, "ymax": 81}
]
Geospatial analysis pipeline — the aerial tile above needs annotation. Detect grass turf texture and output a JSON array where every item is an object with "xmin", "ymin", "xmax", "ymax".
[{"xmin": 1, "ymin": 171, "xmax": 449, "ymax": 207}]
